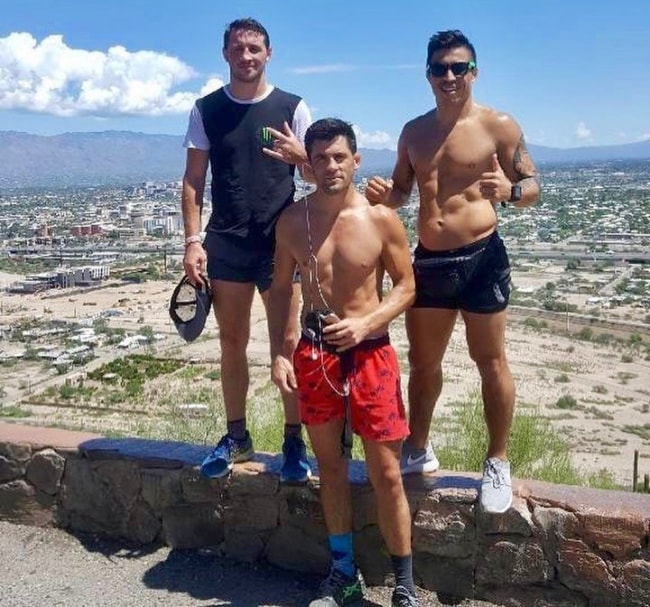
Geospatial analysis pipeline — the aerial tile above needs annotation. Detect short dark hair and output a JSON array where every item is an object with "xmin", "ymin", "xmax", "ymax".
[
  {"xmin": 223, "ymin": 18, "xmax": 270, "ymax": 50},
  {"xmin": 305, "ymin": 118, "xmax": 357, "ymax": 158},
  {"xmin": 427, "ymin": 30, "xmax": 477, "ymax": 65}
]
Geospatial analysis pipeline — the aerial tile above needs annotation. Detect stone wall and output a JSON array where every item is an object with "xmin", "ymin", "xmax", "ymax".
[{"xmin": 1, "ymin": 421, "xmax": 649, "ymax": 607}]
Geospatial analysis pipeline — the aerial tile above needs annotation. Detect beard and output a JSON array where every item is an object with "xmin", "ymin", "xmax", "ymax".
[
  {"xmin": 320, "ymin": 179, "xmax": 347, "ymax": 194},
  {"xmin": 231, "ymin": 65, "xmax": 264, "ymax": 84}
]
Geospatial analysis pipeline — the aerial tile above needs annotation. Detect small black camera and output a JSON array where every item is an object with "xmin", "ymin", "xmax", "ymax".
[{"xmin": 305, "ymin": 308, "xmax": 334, "ymax": 339}]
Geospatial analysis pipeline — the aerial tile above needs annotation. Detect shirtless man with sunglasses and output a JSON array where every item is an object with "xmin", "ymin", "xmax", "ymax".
[{"xmin": 365, "ymin": 29, "xmax": 540, "ymax": 514}]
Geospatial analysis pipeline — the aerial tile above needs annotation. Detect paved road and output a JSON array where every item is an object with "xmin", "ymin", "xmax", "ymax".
[{"xmin": 0, "ymin": 522, "xmax": 502, "ymax": 607}]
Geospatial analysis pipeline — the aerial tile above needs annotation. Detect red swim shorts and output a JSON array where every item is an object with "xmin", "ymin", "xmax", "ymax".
[{"xmin": 293, "ymin": 334, "xmax": 409, "ymax": 442}]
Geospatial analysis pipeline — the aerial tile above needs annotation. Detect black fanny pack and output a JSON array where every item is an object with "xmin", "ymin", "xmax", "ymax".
[{"xmin": 414, "ymin": 245, "xmax": 487, "ymax": 299}]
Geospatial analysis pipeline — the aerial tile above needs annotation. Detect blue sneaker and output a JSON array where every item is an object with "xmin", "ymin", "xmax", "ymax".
[
  {"xmin": 200, "ymin": 432, "xmax": 254, "ymax": 479},
  {"xmin": 280, "ymin": 434, "xmax": 312, "ymax": 484}
]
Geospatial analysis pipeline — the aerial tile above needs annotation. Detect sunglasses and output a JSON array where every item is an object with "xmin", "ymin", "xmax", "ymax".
[{"xmin": 427, "ymin": 60, "xmax": 476, "ymax": 78}]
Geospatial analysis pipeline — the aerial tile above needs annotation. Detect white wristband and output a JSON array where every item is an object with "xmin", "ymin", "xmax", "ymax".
[{"xmin": 184, "ymin": 234, "xmax": 202, "ymax": 247}]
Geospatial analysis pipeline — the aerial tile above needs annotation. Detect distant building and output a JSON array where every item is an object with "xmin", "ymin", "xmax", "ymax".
[
  {"xmin": 70, "ymin": 224, "xmax": 92, "ymax": 237},
  {"xmin": 8, "ymin": 265, "xmax": 111, "ymax": 293},
  {"xmin": 34, "ymin": 223, "xmax": 49, "ymax": 238}
]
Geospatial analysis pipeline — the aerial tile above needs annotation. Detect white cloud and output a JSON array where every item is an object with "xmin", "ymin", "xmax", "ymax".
[
  {"xmin": 0, "ymin": 32, "xmax": 214, "ymax": 117},
  {"xmin": 638, "ymin": 133, "xmax": 650, "ymax": 141},
  {"xmin": 199, "ymin": 78, "xmax": 225, "ymax": 97},
  {"xmin": 352, "ymin": 125, "xmax": 395, "ymax": 150},
  {"xmin": 576, "ymin": 121, "xmax": 592, "ymax": 140}
]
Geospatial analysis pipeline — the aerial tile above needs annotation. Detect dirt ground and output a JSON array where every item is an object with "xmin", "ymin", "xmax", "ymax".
[{"xmin": 1, "ymin": 269, "xmax": 649, "ymax": 488}]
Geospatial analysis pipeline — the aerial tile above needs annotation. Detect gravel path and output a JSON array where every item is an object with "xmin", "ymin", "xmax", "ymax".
[{"xmin": 0, "ymin": 521, "xmax": 503, "ymax": 607}]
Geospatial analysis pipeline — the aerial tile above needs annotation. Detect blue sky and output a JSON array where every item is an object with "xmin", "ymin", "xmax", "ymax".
[{"xmin": 1, "ymin": 0, "xmax": 648, "ymax": 149}]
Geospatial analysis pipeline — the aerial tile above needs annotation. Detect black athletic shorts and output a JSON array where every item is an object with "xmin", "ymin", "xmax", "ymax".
[
  {"xmin": 204, "ymin": 231, "xmax": 274, "ymax": 293},
  {"xmin": 412, "ymin": 232, "xmax": 511, "ymax": 313}
]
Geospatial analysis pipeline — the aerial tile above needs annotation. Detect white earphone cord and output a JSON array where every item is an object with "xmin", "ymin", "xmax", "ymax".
[{"xmin": 303, "ymin": 193, "xmax": 350, "ymax": 397}]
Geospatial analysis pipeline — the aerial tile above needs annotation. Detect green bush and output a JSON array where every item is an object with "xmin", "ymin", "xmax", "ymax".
[
  {"xmin": 0, "ymin": 405, "xmax": 30, "ymax": 418},
  {"xmin": 88, "ymin": 354, "xmax": 182, "ymax": 382},
  {"xmin": 595, "ymin": 333, "xmax": 614, "ymax": 345},
  {"xmin": 556, "ymin": 394, "xmax": 578, "ymax": 409},
  {"xmin": 59, "ymin": 384, "xmax": 77, "ymax": 400},
  {"xmin": 522, "ymin": 318, "xmax": 548, "ymax": 330},
  {"xmin": 577, "ymin": 327, "xmax": 593, "ymax": 341},
  {"xmin": 629, "ymin": 333, "xmax": 644, "ymax": 347}
]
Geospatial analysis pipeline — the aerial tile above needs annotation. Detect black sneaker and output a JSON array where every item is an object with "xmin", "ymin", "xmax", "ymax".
[
  {"xmin": 309, "ymin": 567, "xmax": 363, "ymax": 607},
  {"xmin": 391, "ymin": 585, "xmax": 420, "ymax": 607},
  {"xmin": 200, "ymin": 432, "xmax": 254, "ymax": 479}
]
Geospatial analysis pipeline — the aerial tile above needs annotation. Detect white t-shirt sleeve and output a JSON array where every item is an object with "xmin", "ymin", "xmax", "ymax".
[
  {"xmin": 182, "ymin": 103, "xmax": 210, "ymax": 151},
  {"xmin": 291, "ymin": 99, "xmax": 312, "ymax": 146}
]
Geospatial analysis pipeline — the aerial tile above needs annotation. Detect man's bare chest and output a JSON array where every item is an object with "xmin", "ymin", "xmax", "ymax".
[
  {"xmin": 410, "ymin": 123, "xmax": 494, "ymax": 174},
  {"xmin": 298, "ymin": 221, "xmax": 381, "ymax": 276}
]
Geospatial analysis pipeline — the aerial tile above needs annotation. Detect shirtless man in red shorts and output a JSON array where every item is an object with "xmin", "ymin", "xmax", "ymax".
[{"xmin": 268, "ymin": 118, "xmax": 419, "ymax": 607}]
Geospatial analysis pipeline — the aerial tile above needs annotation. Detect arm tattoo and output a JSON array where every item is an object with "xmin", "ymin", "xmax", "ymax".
[{"xmin": 512, "ymin": 134, "xmax": 540, "ymax": 191}]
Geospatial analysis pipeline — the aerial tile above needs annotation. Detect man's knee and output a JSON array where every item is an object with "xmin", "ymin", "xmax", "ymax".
[
  {"xmin": 316, "ymin": 454, "xmax": 347, "ymax": 482},
  {"xmin": 374, "ymin": 477, "xmax": 407, "ymax": 510},
  {"xmin": 408, "ymin": 355, "xmax": 443, "ymax": 382},
  {"xmin": 218, "ymin": 316, "xmax": 251, "ymax": 349},
  {"xmin": 367, "ymin": 458, "xmax": 403, "ymax": 494},
  {"xmin": 473, "ymin": 353, "xmax": 508, "ymax": 380}
]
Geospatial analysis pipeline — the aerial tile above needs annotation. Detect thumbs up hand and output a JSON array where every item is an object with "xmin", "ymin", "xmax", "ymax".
[{"xmin": 479, "ymin": 153, "xmax": 512, "ymax": 203}]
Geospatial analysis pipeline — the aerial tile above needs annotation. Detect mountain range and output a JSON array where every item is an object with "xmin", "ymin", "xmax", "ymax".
[{"xmin": 1, "ymin": 130, "xmax": 649, "ymax": 188}]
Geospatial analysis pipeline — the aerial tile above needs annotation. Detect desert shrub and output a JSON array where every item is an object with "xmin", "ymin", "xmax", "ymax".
[
  {"xmin": 629, "ymin": 333, "xmax": 644, "ymax": 347},
  {"xmin": 0, "ymin": 405, "xmax": 30, "ymax": 418},
  {"xmin": 595, "ymin": 333, "xmax": 614, "ymax": 345},
  {"xmin": 556, "ymin": 394, "xmax": 578, "ymax": 409},
  {"xmin": 577, "ymin": 327, "xmax": 593, "ymax": 341}
]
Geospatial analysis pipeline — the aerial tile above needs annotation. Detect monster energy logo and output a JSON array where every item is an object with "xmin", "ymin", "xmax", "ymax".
[
  {"xmin": 260, "ymin": 126, "xmax": 274, "ymax": 147},
  {"xmin": 341, "ymin": 580, "xmax": 361, "ymax": 601}
]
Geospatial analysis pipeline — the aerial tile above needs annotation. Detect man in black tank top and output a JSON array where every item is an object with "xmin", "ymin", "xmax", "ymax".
[{"xmin": 181, "ymin": 18, "xmax": 312, "ymax": 484}]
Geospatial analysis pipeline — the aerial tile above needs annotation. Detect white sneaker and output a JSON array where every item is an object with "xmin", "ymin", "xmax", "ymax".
[
  {"xmin": 480, "ymin": 457, "xmax": 513, "ymax": 513},
  {"xmin": 400, "ymin": 440, "xmax": 440, "ymax": 474}
]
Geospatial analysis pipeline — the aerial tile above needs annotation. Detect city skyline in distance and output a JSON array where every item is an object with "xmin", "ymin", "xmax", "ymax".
[
  {"xmin": 1, "ymin": 130, "xmax": 649, "ymax": 189},
  {"xmin": 0, "ymin": 0, "xmax": 648, "ymax": 150}
]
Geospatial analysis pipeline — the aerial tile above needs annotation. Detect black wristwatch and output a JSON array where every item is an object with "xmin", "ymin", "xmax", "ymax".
[
  {"xmin": 501, "ymin": 183, "xmax": 522, "ymax": 208},
  {"xmin": 509, "ymin": 183, "xmax": 522, "ymax": 202}
]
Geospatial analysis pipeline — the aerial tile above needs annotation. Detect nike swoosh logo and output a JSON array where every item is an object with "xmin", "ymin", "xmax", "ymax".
[{"xmin": 406, "ymin": 453, "xmax": 428, "ymax": 466}]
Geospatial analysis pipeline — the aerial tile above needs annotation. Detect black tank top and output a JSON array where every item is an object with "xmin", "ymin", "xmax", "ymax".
[{"xmin": 197, "ymin": 87, "xmax": 302, "ymax": 247}]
